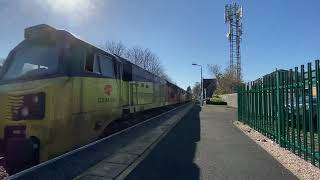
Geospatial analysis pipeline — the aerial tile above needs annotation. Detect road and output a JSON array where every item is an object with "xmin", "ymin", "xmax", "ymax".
[{"xmin": 125, "ymin": 105, "xmax": 297, "ymax": 180}]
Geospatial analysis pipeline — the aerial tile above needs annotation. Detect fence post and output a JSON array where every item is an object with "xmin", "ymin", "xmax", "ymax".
[
  {"xmin": 315, "ymin": 60, "xmax": 320, "ymax": 167},
  {"xmin": 267, "ymin": 75, "xmax": 271, "ymax": 138},
  {"xmin": 289, "ymin": 69, "xmax": 295, "ymax": 153},
  {"xmin": 263, "ymin": 77, "xmax": 267, "ymax": 136},
  {"xmin": 285, "ymin": 72, "xmax": 290, "ymax": 150},
  {"xmin": 276, "ymin": 71, "xmax": 281, "ymax": 145},
  {"xmin": 238, "ymin": 85, "xmax": 241, "ymax": 121},
  {"xmin": 295, "ymin": 67, "xmax": 302, "ymax": 157},
  {"xmin": 301, "ymin": 65, "xmax": 308, "ymax": 160},
  {"xmin": 307, "ymin": 62, "xmax": 315, "ymax": 165},
  {"xmin": 272, "ymin": 73, "xmax": 276, "ymax": 141},
  {"xmin": 276, "ymin": 71, "xmax": 285, "ymax": 146},
  {"xmin": 248, "ymin": 83, "xmax": 251, "ymax": 126}
]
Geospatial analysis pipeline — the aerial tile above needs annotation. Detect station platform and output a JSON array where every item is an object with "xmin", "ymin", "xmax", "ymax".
[
  {"xmin": 8, "ymin": 103, "xmax": 298, "ymax": 180},
  {"xmin": 125, "ymin": 105, "xmax": 298, "ymax": 180}
]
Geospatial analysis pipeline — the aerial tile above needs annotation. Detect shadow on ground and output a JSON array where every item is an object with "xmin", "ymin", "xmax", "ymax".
[{"xmin": 125, "ymin": 105, "xmax": 201, "ymax": 180}]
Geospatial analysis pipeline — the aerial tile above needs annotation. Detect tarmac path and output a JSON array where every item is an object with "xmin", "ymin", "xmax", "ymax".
[{"xmin": 126, "ymin": 105, "xmax": 297, "ymax": 180}]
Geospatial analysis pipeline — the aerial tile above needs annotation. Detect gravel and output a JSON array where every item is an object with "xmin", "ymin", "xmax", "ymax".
[{"xmin": 234, "ymin": 121, "xmax": 320, "ymax": 180}]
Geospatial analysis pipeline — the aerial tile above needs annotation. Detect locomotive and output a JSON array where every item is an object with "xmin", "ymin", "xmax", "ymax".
[{"xmin": 0, "ymin": 24, "xmax": 190, "ymax": 172}]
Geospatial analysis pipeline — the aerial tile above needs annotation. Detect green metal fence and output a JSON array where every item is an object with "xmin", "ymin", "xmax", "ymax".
[{"xmin": 238, "ymin": 60, "xmax": 320, "ymax": 167}]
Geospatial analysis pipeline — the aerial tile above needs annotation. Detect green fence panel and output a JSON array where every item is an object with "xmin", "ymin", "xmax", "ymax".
[{"xmin": 237, "ymin": 61, "xmax": 320, "ymax": 168}]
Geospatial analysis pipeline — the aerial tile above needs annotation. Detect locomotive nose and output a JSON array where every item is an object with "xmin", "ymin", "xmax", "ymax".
[{"xmin": 0, "ymin": 91, "xmax": 45, "ymax": 174}]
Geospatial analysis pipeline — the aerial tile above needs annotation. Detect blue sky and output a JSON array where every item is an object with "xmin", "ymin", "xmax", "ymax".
[{"xmin": 0, "ymin": 0, "xmax": 320, "ymax": 89}]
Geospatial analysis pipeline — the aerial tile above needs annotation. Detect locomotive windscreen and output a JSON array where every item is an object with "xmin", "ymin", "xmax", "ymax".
[{"xmin": 0, "ymin": 42, "xmax": 60, "ymax": 81}]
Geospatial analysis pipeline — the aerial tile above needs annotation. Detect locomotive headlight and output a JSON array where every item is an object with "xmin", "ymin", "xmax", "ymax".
[
  {"xmin": 33, "ymin": 95, "xmax": 39, "ymax": 104},
  {"xmin": 12, "ymin": 92, "xmax": 46, "ymax": 121},
  {"xmin": 21, "ymin": 106, "xmax": 29, "ymax": 117}
]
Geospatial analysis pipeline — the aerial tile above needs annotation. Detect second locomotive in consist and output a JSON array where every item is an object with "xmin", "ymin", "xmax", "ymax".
[{"xmin": 0, "ymin": 24, "xmax": 190, "ymax": 172}]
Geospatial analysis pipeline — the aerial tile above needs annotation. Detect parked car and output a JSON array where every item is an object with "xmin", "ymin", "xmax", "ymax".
[{"xmin": 287, "ymin": 96, "xmax": 318, "ymax": 131}]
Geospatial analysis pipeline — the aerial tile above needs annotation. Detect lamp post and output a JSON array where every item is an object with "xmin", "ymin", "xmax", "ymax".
[{"xmin": 192, "ymin": 63, "xmax": 203, "ymax": 106}]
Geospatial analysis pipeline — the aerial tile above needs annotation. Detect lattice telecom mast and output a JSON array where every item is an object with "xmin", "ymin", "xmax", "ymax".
[{"xmin": 225, "ymin": 3, "xmax": 243, "ymax": 83}]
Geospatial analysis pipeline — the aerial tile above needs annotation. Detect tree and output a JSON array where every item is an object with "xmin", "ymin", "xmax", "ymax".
[
  {"xmin": 159, "ymin": 72, "xmax": 173, "ymax": 83},
  {"xmin": 105, "ymin": 41, "xmax": 127, "ymax": 57},
  {"xmin": 192, "ymin": 82, "xmax": 201, "ymax": 99},
  {"xmin": 105, "ymin": 41, "xmax": 172, "ymax": 81},
  {"xmin": 208, "ymin": 64, "xmax": 241, "ymax": 95},
  {"xmin": 125, "ymin": 46, "xmax": 167, "ymax": 77}
]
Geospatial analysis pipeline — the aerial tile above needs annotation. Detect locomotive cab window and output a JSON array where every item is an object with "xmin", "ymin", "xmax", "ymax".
[
  {"xmin": 1, "ymin": 43, "xmax": 60, "ymax": 81},
  {"xmin": 99, "ymin": 55, "xmax": 115, "ymax": 78},
  {"xmin": 85, "ymin": 53, "xmax": 100, "ymax": 74}
]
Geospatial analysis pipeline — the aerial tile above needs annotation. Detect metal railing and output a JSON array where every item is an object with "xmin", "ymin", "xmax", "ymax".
[{"xmin": 238, "ymin": 60, "xmax": 320, "ymax": 167}]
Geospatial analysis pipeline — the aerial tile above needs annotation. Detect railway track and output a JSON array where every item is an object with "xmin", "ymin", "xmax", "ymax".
[
  {"xmin": 6, "ymin": 102, "xmax": 192, "ymax": 180},
  {"xmin": 101, "ymin": 103, "xmax": 184, "ymax": 137}
]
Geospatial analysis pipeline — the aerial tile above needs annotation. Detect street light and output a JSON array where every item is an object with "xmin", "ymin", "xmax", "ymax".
[{"xmin": 192, "ymin": 63, "xmax": 203, "ymax": 106}]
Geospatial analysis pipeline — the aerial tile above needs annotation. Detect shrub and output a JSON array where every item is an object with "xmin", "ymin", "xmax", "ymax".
[{"xmin": 206, "ymin": 96, "xmax": 227, "ymax": 105}]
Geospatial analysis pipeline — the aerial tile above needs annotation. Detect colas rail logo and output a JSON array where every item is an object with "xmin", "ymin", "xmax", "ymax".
[{"xmin": 104, "ymin": 84, "xmax": 113, "ymax": 96}]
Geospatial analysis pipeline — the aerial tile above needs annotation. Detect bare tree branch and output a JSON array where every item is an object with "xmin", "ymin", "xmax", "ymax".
[
  {"xmin": 105, "ymin": 41, "xmax": 127, "ymax": 57},
  {"xmin": 208, "ymin": 64, "xmax": 241, "ymax": 94},
  {"xmin": 105, "ymin": 41, "xmax": 172, "ymax": 82},
  {"xmin": 192, "ymin": 82, "xmax": 201, "ymax": 98}
]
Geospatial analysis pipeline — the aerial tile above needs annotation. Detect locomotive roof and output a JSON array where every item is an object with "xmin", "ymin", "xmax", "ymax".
[{"xmin": 25, "ymin": 24, "xmax": 186, "ymax": 92}]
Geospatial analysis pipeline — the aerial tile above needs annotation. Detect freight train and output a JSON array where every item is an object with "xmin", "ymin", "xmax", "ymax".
[{"xmin": 0, "ymin": 24, "xmax": 190, "ymax": 172}]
